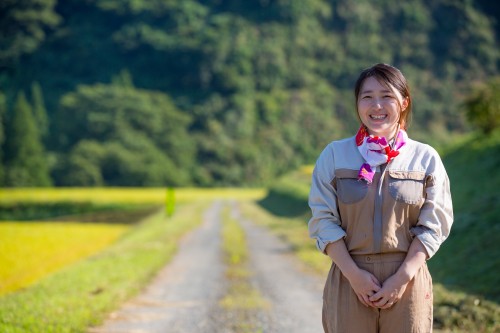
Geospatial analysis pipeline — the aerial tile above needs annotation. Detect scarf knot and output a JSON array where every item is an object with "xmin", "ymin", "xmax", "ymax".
[{"xmin": 356, "ymin": 126, "xmax": 407, "ymax": 184}]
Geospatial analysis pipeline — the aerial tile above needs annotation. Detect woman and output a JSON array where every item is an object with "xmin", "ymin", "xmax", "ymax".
[{"xmin": 308, "ymin": 63, "xmax": 453, "ymax": 332}]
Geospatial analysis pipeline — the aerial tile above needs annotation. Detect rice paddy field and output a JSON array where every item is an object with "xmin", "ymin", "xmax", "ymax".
[{"xmin": 0, "ymin": 222, "xmax": 128, "ymax": 296}]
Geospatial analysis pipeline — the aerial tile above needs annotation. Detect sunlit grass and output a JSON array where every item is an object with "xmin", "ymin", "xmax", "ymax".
[
  {"xmin": 0, "ymin": 187, "xmax": 266, "ymax": 205},
  {"xmin": 0, "ymin": 222, "xmax": 128, "ymax": 296}
]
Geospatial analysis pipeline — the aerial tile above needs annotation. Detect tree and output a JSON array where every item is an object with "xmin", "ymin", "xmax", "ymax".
[
  {"xmin": 0, "ymin": 92, "xmax": 6, "ymax": 185},
  {"xmin": 5, "ymin": 92, "xmax": 52, "ymax": 186},
  {"xmin": 56, "ymin": 83, "xmax": 195, "ymax": 186},
  {"xmin": 31, "ymin": 81, "xmax": 49, "ymax": 139},
  {"xmin": 463, "ymin": 77, "xmax": 500, "ymax": 135},
  {"xmin": 0, "ymin": 0, "xmax": 61, "ymax": 63}
]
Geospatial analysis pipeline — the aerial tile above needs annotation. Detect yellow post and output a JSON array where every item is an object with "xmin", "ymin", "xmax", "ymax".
[{"xmin": 165, "ymin": 187, "xmax": 175, "ymax": 217}]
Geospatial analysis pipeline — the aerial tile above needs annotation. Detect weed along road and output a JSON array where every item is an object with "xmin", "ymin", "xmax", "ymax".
[{"xmin": 90, "ymin": 200, "xmax": 324, "ymax": 333}]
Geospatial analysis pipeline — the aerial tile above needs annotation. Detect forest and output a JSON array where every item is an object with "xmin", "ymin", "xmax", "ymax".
[{"xmin": 0, "ymin": 0, "xmax": 499, "ymax": 187}]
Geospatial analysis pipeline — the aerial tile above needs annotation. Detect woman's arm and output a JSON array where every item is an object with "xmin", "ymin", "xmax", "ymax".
[
  {"xmin": 368, "ymin": 237, "xmax": 427, "ymax": 308},
  {"xmin": 308, "ymin": 144, "xmax": 347, "ymax": 253},
  {"xmin": 326, "ymin": 239, "xmax": 381, "ymax": 308}
]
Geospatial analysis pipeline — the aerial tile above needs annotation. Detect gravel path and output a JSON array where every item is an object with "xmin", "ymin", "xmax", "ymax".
[{"xmin": 90, "ymin": 200, "xmax": 325, "ymax": 333}]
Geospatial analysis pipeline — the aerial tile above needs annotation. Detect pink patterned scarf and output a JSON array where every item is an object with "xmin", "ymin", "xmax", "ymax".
[{"xmin": 355, "ymin": 126, "xmax": 408, "ymax": 184}]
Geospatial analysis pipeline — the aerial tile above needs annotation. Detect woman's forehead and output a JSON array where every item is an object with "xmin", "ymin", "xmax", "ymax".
[{"xmin": 360, "ymin": 76, "xmax": 403, "ymax": 98}]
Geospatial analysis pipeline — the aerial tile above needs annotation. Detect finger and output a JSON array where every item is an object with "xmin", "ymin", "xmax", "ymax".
[
  {"xmin": 369, "ymin": 291, "xmax": 383, "ymax": 302},
  {"xmin": 358, "ymin": 292, "xmax": 375, "ymax": 308},
  {"xmin": 356, "ymin": 293, "xmax": 369, "ymax": 307},
  {"xmin": 373, "ymin": 297, "xmax": 389, "ymax": 307},
  {"xmin": 369, "ymin": 274, "xmax": 382, "ymax": 288},
  {"xmin": 380, "ymin": 301, "xmax": 394, "ymax": 309},
  {"xmin": 361, "ymin": 294, "xmax": 373, "ymax": 308}
]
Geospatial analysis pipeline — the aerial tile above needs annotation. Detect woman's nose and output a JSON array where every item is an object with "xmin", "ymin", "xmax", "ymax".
[{"xmin": 372, "ymin": 98, "xmax": 383, "ymax": 109}]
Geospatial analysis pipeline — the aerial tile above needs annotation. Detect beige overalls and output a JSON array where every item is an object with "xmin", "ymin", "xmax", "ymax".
[{"xmin": 308, "ymin": 136, "xmax": 453, "ymax": 333}]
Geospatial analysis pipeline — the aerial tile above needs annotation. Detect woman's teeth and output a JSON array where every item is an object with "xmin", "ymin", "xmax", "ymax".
[{"xmin": 370, "ymin": 115, "xmax": 387, "ymax": 120}]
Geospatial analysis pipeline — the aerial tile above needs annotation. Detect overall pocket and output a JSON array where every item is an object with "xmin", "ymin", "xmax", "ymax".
[
  {"xmin": 335, "ymin": 170, "xmax": 369, "ymax": 204},
  {"xmin": 388, "ymin": 170, "xmax": 425, "ymax": 204}
]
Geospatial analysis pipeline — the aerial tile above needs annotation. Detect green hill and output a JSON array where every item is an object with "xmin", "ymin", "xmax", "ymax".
[
  {"xmin": 429, "ymin": 130, "xmax": 500, "ymax": 302},
  {"xmin": 1, "ymin": 0, "xmax": 498, "ymax": 186}
]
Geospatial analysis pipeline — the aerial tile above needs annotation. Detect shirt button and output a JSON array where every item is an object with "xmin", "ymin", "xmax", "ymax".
[{"xmin": 366, "ymin": 256, "xmax": 371, "ymax": 262}]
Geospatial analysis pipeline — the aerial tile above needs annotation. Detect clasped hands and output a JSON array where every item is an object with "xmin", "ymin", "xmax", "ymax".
[{"xmin": 347, "ymin": 268, "xmax": 409, "ymax": 309}]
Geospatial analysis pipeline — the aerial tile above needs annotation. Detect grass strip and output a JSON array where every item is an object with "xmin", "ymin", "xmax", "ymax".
[
  {"xmin": 240, "ymin": 200, "xmax": 500, "ymax": 333},
  {"xmin": 219, "ymin": 203, "xmax": 269, "ymax": 333},
  {"xmin": 0, "ymin": 222, "xmax": 128, "ymax": 296},
  {"xmin": 0, "ymin": 201, "xmax": 207, "ymax": 333}
]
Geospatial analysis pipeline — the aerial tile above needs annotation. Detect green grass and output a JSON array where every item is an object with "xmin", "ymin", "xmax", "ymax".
[{"xmin": 0, "ymin": 201, "xmax": 208, "ymax": 333}]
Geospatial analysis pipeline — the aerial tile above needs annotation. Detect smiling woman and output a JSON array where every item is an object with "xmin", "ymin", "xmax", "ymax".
[
  {"xmin": 0, "ymin": 222, "xmax": 128, "ymax": 296},
  {"xmin": 309, "ymin": 63, "xmax": 453, "ymax": 333}
]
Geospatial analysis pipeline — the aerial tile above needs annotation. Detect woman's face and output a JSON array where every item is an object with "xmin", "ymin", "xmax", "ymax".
[{"xmin": 357, "ymin": 76, "xmax": 408, "ymax": 138}]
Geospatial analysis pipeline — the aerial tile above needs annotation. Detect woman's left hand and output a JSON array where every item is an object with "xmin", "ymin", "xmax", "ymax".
[{"xmin": 368, "ymin": 273, "xmax": 409, "ymax": 309}]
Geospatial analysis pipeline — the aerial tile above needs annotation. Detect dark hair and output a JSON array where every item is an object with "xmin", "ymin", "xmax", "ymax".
[{"xmin": 354, "ymin": 63, "xmax": 412, "ymax": 129}]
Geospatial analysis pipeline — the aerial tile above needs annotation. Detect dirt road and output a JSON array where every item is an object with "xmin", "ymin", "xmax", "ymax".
[{"xmin": 90, "ymin": 200, "xmax": 325, "ymax": 333}]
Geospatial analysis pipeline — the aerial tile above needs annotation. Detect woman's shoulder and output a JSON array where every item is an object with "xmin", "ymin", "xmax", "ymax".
[
  {"xmin": 399, "ymin": 137, "xmax": 446, "ymax": 174},
  {"xmin": 317, "ymin": 136, "xmax": 363, "ymax": 170},
  {"xmin": 405, "ymin": 138, "xmax": 441, "ymax": 158},
  {"xmin": 326, "ymin": 135, "xmax": 357, "ymax": 150}
]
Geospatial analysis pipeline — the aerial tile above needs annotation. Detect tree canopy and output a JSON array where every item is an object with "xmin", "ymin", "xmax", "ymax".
[{"xmin": 0, "ymin": 0, "xmax": 498, "ymax": 186}]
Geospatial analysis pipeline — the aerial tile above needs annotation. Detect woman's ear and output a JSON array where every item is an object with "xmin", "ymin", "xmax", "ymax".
[{"xmin": 401, "ymin": 97, "xmax": 409, "ymax": 111}]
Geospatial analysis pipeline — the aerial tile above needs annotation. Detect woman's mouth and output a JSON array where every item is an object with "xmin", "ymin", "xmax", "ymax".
[{"xmin": 370, "ymin": 115, "xmax": 387, "ymax": 120}]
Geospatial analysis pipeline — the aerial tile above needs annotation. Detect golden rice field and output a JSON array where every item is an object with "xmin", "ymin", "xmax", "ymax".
[
  {"xmin": 0, "ymin": 187, "xmax": 266, "ymax": 204},
  {"xmin": 0, "ymin": 222, "xmax": 129, "ymax": 296}
]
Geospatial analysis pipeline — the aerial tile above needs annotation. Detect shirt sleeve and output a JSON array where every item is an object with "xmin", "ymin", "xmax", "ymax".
[
  {"xmin": 308, "ymin": 143, "xmax": 347, "ymax": 254},
  {"xmin": 411, "ymin": 149, "xmax": 453, "ymax": 259}
]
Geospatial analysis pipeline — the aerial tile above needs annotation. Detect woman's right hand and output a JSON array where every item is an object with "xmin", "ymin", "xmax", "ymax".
[
  {"xmin": 344, "ymin": 268, "xmax": 381, "ymax": 307},
  {"xmin": 325, "ymin": 240, "xmax": 381, "ymax": 307}
]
